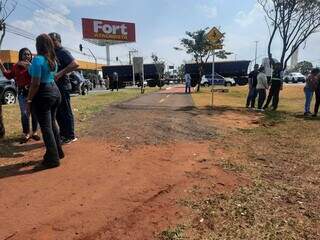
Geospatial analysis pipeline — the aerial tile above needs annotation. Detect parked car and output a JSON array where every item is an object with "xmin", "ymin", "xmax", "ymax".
[
  {"xmin": 137, "ymin": 79, "xmax": 148, "ymax": 87},
  {"xmin": 69, "ymin": 71, "xmax": 92, "ymax": 95},
  {"xmin": 283, "ymin": 72, "xmax": 306, "ymax": 83},
  {"xmin": 201, "ymin": 73, "xmax": 236, "ymax": 87},
  {"xmin": 0, "ymin": 77, "xmax": 17, "ymax": 105}
]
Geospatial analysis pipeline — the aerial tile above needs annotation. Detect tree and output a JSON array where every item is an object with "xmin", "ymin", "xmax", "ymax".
[
  {"xmin": 258, "ymin": 0, "xmax": 320, "ymax": 71},
  {"xmin": 0, "ymin": 0, "xmax": 17, "ymax": 138},
  {"xmin": 292, "ymin": 60, "xmax": 313, "ymax": 75},
  {"xmin": 176, "ymin": 28, "xmax": 231, "ymax": 92}
]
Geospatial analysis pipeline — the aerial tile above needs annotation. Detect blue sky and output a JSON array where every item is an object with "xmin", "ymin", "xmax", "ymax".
[{"xmin": 3, "ymin": 0, "xmax": 320, "ymax": 67}]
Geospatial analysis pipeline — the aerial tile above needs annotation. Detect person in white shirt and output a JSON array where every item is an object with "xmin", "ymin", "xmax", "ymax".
[
  {"xmin": 184, "ymin": 73, "xmax": 191, "ymax": 94},
  {"xmin": 256, "ymin": 66, "xmax": 269, "ymax": 111}
]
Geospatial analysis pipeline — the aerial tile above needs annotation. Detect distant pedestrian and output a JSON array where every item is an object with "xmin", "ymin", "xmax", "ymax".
[
  {"xmin": 184, "ymin": 73, "xmax": 191, "ymax": 94},
  {"xmin": 256, "ymin": 66, "xmax": 269, "ymax": 111},
  {"xmin": 0, "ymin": 48, "xmax": 40, "ymax": 143},
  {"xmin": 27, "ymin": 34, "xmax": 63, "ymax": 169},
  {"xmin": 313, "ymin": 71, "xmax": 320, "ymax": 117},
  {"xmin": 264, "ymin": 63, "xmax": 283, "ymax": 111},
  {"xmin": 111, "ymin": 72, "xmax": 119, "ymax": 91},
  {"xmin": 304, "ymin": 68, "xmax": 319, "ymax": 116},
  {"xmin": 246, "ymin": 64, "xmax": 259, "ymax": 108},
  {"xmin": 49, "ymin": 32, "xmax": 79, "ymax": 144},
  {"xmin": 104, "ymin": 75, "xmax": 110, "ymax": 89}
]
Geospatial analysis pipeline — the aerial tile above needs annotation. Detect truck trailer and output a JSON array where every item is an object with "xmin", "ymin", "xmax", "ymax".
[
  {"xmin": 185, "ymin": 60, "xmax": 251, "ymax": 86},
  {"xmin": 102, "ymin": 63, "xmax": 165, "ymax": 88}
]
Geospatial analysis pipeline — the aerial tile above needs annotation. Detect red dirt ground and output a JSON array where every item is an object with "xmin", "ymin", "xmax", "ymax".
[
  {"xmin": 0, "ymin": 88, "xmax": 252, "ymax": 240},
  {"xmin": 0, "ymin": 139, "xmax": 247, "ymax": 240}
]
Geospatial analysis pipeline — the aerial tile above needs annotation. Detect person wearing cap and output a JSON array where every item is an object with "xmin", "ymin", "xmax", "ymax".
[{"xmin": 48, "ymin": 32, "xmax": 79, "ymax": 144}]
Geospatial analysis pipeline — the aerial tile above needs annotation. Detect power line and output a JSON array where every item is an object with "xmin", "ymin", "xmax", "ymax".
[
  {"xmin": 5, "ymin": 23, "xmax": 109, "ymax": 62},
  {"xmin": 24, "ymin": 0, "xmax": 71, "ymax": 27}
]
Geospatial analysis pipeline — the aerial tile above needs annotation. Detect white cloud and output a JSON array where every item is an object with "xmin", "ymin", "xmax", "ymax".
[
  {"xmin": 44, "ymin": 0, "xmax": 114, "ymax": 7},
  {"xmin": 197, "ymin": 4, "xmax": 218, "ymax": 19},
  {"xmin": 235, "ymin": 3, "xmax": 263, "ymax": 27}
]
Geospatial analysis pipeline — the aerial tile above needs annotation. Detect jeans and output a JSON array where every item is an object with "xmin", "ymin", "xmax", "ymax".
[
  {"xmin": 56, "ymin": 88, "xmax": 75, "ymax": 139},
  {"xmin": 315, "ymin": 88, "xmax": 320, "ymax": 115},
  {"xmin": 257, "ymin": 89, "xmax": 266, "ymax": 109},
  {"xmin": 18, "ymin": 93, "xmax": 38, "ymax": 134},
  {"xmin": 304, "ymin": 87, "xmax": 314, "ymax": 113},
  {"xmin": 185, "ymin": 84, "xmax": 191, "ymax": 93},
  {"xmin": 32, "ymin": 83, "xmax": 63, "ymax": 164},
  {"xmin": 246, "ymin": 87, "xmax": 257, "ymax": 108},
  {"xmin": 264, "ymin": 80, "xmax": 281, "ymax": 110}
]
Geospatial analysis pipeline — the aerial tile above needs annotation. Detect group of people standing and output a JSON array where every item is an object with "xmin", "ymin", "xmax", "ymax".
[
  {"xmin": 0, "ymin": 32, "xmax": 79, "ymax": 169},
  {"xmin": 246, "ymin": 63, "xmax": 283, "ymax": 112},
  {"xmin": 247, "ymin": 62, "xmax": 320, "ymax": 116}
]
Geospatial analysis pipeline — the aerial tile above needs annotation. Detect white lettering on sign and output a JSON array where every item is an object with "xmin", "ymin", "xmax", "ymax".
[{"xmin": 93, "ymin": 21, "xmax": 128, "ymax": 35}]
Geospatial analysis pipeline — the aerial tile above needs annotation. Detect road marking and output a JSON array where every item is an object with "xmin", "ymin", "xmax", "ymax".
[
  {"xmin": 159, "ymin": 98, "xmax": 165, "ymax": 103},
  {"xmin": 166, "ymin": 95, "xmax": 170, "ymax": 98}
]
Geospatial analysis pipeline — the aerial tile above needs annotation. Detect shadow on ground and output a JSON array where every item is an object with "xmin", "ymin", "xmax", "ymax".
[
  {"xmin": 0, "ymin": 139, "xmax": 43, "ymax": 158},
  {"xmin": 0, "ymin": 160, "xmax": 41, "ymax": 179}
]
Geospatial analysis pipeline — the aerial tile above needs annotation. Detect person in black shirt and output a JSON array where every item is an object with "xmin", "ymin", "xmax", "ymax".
[
  {"xmin": 246, "ymin": 64, "xmax": 259, "ymax": 108},
  {"xmin": 264, "ymin": 62, "xmax": 283, "ymax": 111},
  {"xmin": 49, "ymin": 32, "xmax": 79, "ymax": 144}
]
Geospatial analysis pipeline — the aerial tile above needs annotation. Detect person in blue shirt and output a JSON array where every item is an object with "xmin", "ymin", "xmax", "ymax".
[{"xmin": 27, "ymin": 34, "xmax": 64, "ymax": 169}]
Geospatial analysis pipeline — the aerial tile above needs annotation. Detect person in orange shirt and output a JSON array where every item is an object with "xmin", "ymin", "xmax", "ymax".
[{"xmin": 0, "ymin": 48, "xmax": 40, "ymax": 143}]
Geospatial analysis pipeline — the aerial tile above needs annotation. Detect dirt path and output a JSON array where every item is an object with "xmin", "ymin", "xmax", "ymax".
[{"xmin": 0, "ymin": 86, "xmax": 247, "ymax": 240}]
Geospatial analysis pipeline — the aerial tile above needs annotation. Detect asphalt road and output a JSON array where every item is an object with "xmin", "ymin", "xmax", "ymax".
[{"xmin": 117, "ymin": 85, "xmax": 194, "ymax": 110}]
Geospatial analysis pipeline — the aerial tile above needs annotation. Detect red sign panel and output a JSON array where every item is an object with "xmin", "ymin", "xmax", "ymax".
[{"xmin": 82, "ymin": 18, "xmax": 136, "ymax": 43}]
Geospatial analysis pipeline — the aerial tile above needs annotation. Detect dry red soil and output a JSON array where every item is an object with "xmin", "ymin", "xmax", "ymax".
[{"xmin": 0, "ymin": 89, "xmax": 251, "ymax": 240}]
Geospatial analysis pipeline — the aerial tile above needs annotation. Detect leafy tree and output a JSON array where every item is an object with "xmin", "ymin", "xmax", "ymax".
[
  {"xmin": 0, "ymin": 1, "xmax": 17, "ymax": 138},
  {"xmin": 258, "ymin": 0, "xmax": 320, "ymax": 71},
  {"xmin": 292, "ymin": 61, "xmax": 313, "ymax": 75},
  {"xmin": 176, "ymin": 28, "xmax": 231, "ymax": 92}
]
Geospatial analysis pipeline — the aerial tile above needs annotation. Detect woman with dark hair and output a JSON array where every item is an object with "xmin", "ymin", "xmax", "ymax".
[
  {"xmin": 0, "ymin": 48, "xmax": 40, "ymax": 143},
  {"xmin": 313, "ymin": 71, "xmax": 320, "ymax": 117},
  {"xmin": 304, "ymin": 68, "xmax": 319, "ymax": 116},
  {"xmin": 27, "ymin": 34, "xmax": 64, "ymax": 169}
]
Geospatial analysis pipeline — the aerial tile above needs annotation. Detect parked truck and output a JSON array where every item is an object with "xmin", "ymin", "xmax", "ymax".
[
  {"xmin": 184, "ymin": 60, "xmax": 251, "ymax": 86},
  {"xmin": 102, "ymin": 63, "xmax": 165, "ymax": 88}
]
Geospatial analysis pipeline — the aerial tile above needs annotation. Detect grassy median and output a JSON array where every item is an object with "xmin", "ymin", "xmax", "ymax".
[
  {"xmin": 163, "ymin": 85, "xmax": 320, "ymax": 240},
  {"xmin": 1, "ymin": 87, "xmax": 157, "ymax": 141}
]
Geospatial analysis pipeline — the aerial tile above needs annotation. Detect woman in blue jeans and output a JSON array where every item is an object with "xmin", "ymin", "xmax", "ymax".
[
  {"xmin": 27, "ymin": 34, "xmax": 64, "ymax": 169},
  {"xmin": 0, "ymin": 48, "xmax": 40, "ymax": 143},
  {"xmin": 304, "ymin": 68, "xmax": 320, "ymax": 116}
]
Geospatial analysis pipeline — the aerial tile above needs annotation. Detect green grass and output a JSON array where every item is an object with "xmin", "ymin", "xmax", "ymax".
[
  {"xmin": 171, "ymin": 85, "xmax": 320, "ymax": 239},
  {"xmin": 1, "ymin": 88, "xmax": 157, "ymax": 140},
  {"xmin": 158, "ymin": 226, "xmax": 185, "ymax": 240}
]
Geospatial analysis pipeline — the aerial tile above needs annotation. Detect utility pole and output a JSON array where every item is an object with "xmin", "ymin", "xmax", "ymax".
[
  {"xmin": 254, "ymin": 41, "xmax": 259, "ymax": 65},
  {"xmin": 129, "ymin": 49, "xmax": 138, "ymax": 64},
  {"xmin": 129, "ymin": 49, "xmax": 138, "ymax": 86},
  {"xmin": 80, "ymin": 44, "xmax": 98, "ymax": 77}
]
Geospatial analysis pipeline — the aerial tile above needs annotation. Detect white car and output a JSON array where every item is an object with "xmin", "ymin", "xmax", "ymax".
[
  {"xmin": 201, "ymin": 74, "xmax": 236, "ymax": 87},
  {"xmin": 283, "ymin": 72, "xmax": 306, "ymax": 83}
]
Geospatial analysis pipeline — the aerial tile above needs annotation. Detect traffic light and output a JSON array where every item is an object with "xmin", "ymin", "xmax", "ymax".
[
  {"xmin": 116, "ymin": 56, "xmax": 119, "ymax": 61},
  {"xmin": 79, "ymin": 44, "xmax": 83, "ymax": 52}
]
